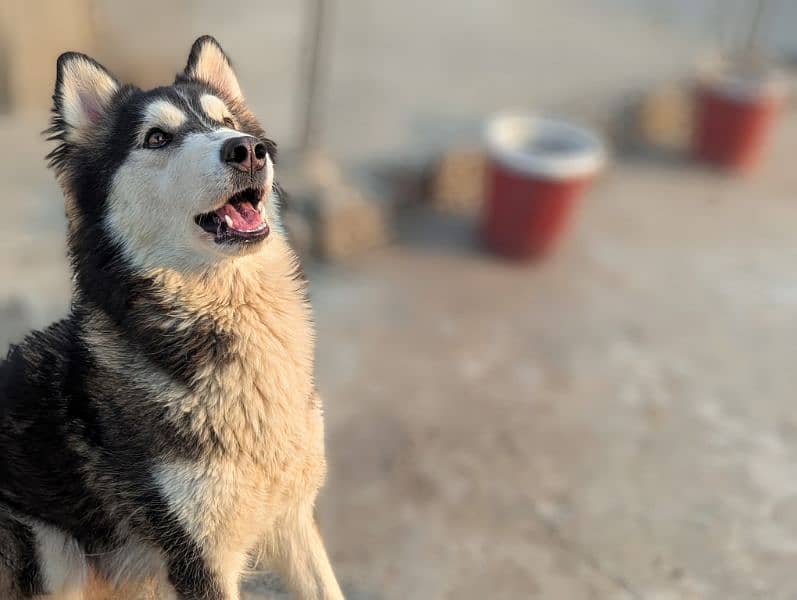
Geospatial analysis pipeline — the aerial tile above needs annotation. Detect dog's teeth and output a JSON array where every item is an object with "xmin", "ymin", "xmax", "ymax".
[
  {"xmin": 224, "ymin": 215, "xmax": 234, "ymax": 228},
  {"xmin": 260, "ymin": 202, "xmax": 267, "ymax": 218}
]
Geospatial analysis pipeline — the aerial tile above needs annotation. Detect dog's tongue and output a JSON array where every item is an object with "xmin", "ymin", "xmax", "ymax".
[{"xmin": 216, "ymin": 201, "xmax": 262, "ymax": 231}]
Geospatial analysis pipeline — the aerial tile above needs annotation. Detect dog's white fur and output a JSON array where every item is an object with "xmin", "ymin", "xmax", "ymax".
[
  {"xmin": 143, "ymin": 100, "xmax": 188, "ymax": 131},
  {"xmin": 199, "ymin": 94, "xmax": 232, "ymax": 124},
  {"xmin": 32, "ymin": 522, "xmax": 87, "ymax": 599},
  {"xmin": 106, "ymin": 93, "xmax": 275, "ymax": 272}
]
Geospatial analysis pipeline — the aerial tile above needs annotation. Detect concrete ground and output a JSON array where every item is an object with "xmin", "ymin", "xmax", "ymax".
[
  {"xmin": 3, "ymin": 110, "xmax": 796, "ymax": 599},
  {"xmin": 304, "ymin": 120, "xmax": 797, "ymax": 599}
]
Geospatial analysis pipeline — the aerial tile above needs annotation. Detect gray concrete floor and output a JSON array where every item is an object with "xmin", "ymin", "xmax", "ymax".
[
  {"xmin": 309, "ymin": 120, "xmax": 797, "ymax": 598},
  {"xmin": 3, "ymin": 0, "xmax": 797, "ymax": 584},
  {"xmin": 2, "ymin": 108, "xmax": 797, "ymax": 599},
  {"xmin": 2, "ymin": 111, "xmax": 797, "ymax": 599}
]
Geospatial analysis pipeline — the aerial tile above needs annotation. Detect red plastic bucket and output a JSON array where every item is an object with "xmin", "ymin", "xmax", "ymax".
[
  {"xmin": 692, "ymin": 64, "xmax": 785, "ymax": 171},
  {"xmin": 483, "ymin": 114, "xmax": 605, "ymax": 260}
]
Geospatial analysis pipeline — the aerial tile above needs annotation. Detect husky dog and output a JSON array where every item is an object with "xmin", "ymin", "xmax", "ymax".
[{"xmin": 0, "ymin": 36, "xmax": 343, "ymax": 599}]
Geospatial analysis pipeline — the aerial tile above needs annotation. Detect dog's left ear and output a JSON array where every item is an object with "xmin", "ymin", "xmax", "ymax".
[
  {"xmin": 183, "ymin": 36, "xmax": 243, "ymax": 102},
  {"xmin": 53, "ymin": 52, "xmax": 120, "ymax": 137}
]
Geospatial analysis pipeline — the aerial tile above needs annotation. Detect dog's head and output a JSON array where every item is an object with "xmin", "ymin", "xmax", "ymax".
[{"xmin": 48, "ymin": 36, "xmax": 279, "ymax": 271}]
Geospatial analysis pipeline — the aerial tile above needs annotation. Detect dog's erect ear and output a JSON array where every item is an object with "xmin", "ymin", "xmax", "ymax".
[
  {"xmin": 53, "ymin": 52, "xmax": 119, "ymax": 136},
  {"xmin": 183, "ymin": 36, "xmax": 243, "ymax": 102}
]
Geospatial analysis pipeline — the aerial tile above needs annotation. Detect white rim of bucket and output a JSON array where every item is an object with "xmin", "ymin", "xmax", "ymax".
[
  {"xmin": 485, "ymin": 113, "xmax": 606, "ymax": 180},
  {"xmin": 697, "ymin": 57, "xmax": 788, "ymax": 103}
]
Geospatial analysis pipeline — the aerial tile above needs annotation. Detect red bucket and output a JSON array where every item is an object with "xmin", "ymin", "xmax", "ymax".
[
  {"xmin": 692, "ymin": 64, "xmax": 786, "ymax": 171},
  {"xmin": 483, "ymin": 114, "xmax": 605, "ymax": 260}
]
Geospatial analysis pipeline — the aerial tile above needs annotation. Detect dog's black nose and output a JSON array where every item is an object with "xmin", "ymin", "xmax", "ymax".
[{"xmin": 221, "ymin": 136, "xmax": 267, "ymax": 173}]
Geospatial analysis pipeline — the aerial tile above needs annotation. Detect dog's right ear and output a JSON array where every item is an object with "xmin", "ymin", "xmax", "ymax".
[
  {"xmin": 182, "ymin": 36, "xmax": 243, "ymax": 102},
  {"xmin": 53, "ymin": 52, "xmax": 119, "ymax": 140}
]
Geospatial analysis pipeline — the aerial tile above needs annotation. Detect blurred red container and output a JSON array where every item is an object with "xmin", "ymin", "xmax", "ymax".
[
  {"xmin": 692, "ymin": 63, "xmax": 786, "ymax": 171},
  {"xmin": 483, "ymin": 114, "xmax": 605, "ymax": 260}
]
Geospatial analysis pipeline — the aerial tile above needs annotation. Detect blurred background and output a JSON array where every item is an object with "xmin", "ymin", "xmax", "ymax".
[{"xmin": 2, "ymin": 1, "xmax": 797, "ymax": 598}]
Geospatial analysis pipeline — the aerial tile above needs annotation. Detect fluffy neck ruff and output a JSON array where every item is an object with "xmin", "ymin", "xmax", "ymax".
[{"xmin": 73, "ymin": 229, "xmax": 313, "ymax": 395}]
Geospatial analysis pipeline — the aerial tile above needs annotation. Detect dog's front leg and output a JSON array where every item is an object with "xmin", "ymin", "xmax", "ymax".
[
  {"xmin": 164, "ymin": 549, "xmax": 235, "ymax": 600},
  {"xmin": 268, "ymin": 506, "xmax": 344, "ymax": 600}
]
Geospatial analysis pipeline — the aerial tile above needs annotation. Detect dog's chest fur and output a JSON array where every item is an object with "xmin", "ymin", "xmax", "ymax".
[{"xmin": 91, "ymin": 242, "xmax": 324, "ymax": 556}]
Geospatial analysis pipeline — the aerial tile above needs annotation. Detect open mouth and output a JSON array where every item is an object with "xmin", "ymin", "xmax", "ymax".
[{"xmin": 194, "ymin": 187, "xmax": 269, "ymax": 244}]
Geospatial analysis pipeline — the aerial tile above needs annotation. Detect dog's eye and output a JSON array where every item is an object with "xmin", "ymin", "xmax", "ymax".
[
  {"xmin": 144, "ymin": 128, "xmax": 172, "ymax": 149},
  {"xmin": 223, "ymin": 117, "xmax": 235, "ymax": 129}
]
